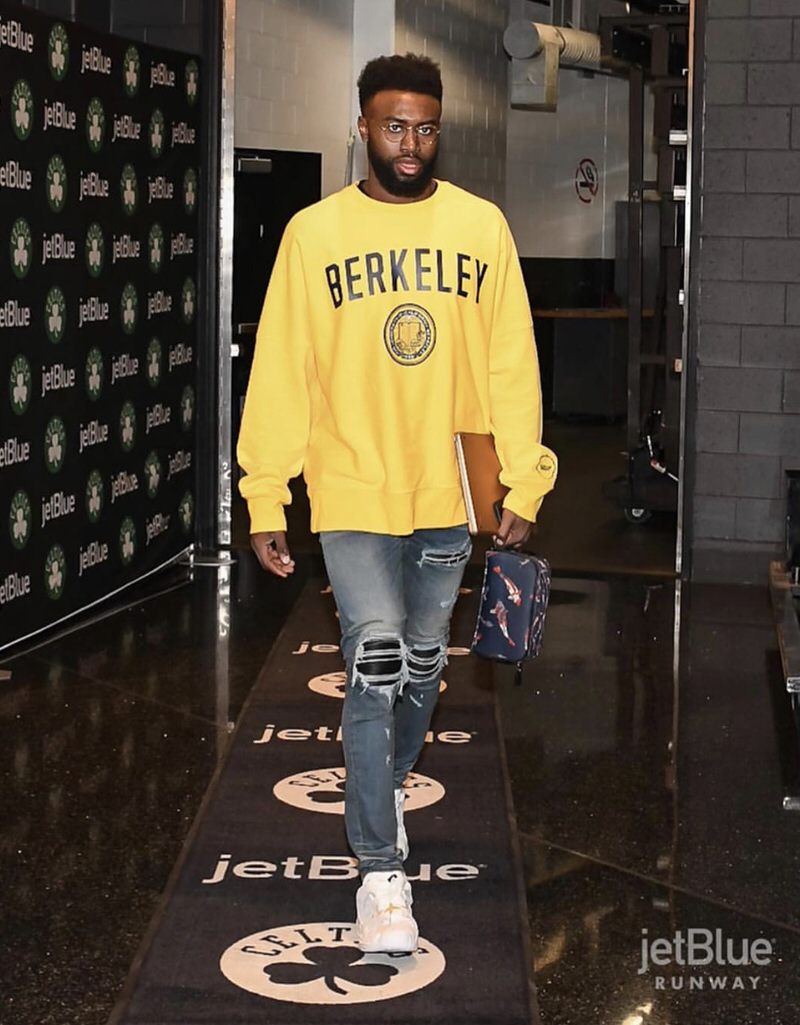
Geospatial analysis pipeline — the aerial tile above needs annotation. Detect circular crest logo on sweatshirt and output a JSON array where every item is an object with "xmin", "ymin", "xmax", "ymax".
[
  {"xmin": 273, "ymin": 768, "xmax": 444, "ymax": 816},
  {"xmin": 220, "ymin": 922, "xmax": 445, "ymax": 1005},
  {"xmin": 383, "ymin": 303, "xmax": 436, "ymax": 366}
]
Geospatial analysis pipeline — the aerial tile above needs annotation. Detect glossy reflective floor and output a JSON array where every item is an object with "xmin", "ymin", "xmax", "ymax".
[{"xmin": 3, "ymin": 545, "xmax": 799, "ymax": 1024}]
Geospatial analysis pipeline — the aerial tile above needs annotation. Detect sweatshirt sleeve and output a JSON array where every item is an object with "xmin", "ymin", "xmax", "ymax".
[
  {"xmin": 236, "ymin": 224, "xmax": 313, "ymax": 533},
  {"xmin": 488, "ymin": 218, "xmax": 557, "ymax": 523}
]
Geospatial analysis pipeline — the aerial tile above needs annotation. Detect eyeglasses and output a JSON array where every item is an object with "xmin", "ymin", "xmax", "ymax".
[{"xmin": 376, "ymin": 121, "xmax": 441, "ymax": 146}]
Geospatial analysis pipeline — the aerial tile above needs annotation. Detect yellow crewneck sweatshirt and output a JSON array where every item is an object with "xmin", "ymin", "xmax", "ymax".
[{"xmin": 237, "ymin": 180, "xmax": 557, "ymax": 534}]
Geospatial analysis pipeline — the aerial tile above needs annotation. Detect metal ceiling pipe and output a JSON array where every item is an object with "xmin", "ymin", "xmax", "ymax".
[{"xmin": 503, "ymin": 19, "xmax": 602, "ymax": 70}]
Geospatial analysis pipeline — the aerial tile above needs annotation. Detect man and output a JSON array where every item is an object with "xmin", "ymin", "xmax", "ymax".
[{"xmin": 237, "ymin": 53, "xmax": 556, "ymax": 953}]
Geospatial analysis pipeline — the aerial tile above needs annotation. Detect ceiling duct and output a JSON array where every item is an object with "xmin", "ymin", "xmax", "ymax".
[{"xmin": 504, "ymin": 19, "xmax": 603, "ymax": 111}]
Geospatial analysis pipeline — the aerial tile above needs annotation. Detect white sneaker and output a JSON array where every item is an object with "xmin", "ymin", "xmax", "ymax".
[
  {"xmin": 395, "ymin": 787, "xmax": 409, "ymax": 861},
  {"xmin": 355, "ymin": 870, "xmax": 419, "ymax": 953}
]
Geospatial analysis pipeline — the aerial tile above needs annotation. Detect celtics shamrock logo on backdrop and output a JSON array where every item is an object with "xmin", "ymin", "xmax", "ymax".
[
  {"xmin": 183, "ymin": 168, "xmax": 197, "ymax": 215},
  {"xmin": 120, "ymin": 163, "xmax": 138, "ymax": 215},
  {"xmin": 146, "ymin": 338, "xmax": 162, "ymax": 388},
  {"xmin": 144, "ymin": 451, "xmax": 162, "ymax": 499},
  {"xmin": 121, "ymin": 283, "xmax": 138, "ymax": 334},
  {"xmin": 149, "ymin": 109, "xmax": 165, "ymax": 158},
  {"xmin": 185, "ymin": 59, "xmax": 199, "ymax": 105},
  {"xmin": 45, "ymin": 287, "xmax": 67, "ymax": 344},
  {"xmin": 85, "ymin": 223, "xmax": 105, "ymax": 277},
  {"xmin": 10, "ymin": 218, "xmax": 32, "ymax": 279},
  {"xmin": 181, "ymin": 277, "xmax": 196, "ymax": 324},
  {"xmin": 179, "ymin": 491, "xmax": 194, "ymax": 533},
  {"xmin": 45, "ymin": 416, "xmax": 67, "ymax": 474},
  {"xmin": 120, "ymin": 401, "xmax": 137, "ymax": 453},
  {"xmin": 85, "ymin": 347, "xmax": 104, "ymax": 401},
  {"xmin": 46, "ymin": 155, "xmax": 67, "ymax": 213},
  {"xmin": 10, "ymin": 490, "xmax": 32, "ymax": 551},
  {"xmin": 11, "ymin": 80, "xmax": 33, "ymax": 141},
  {"xmin": 45, "ymin": 544, "xmax": 67, "ymax": 600},
  {"xmin": 148, "ymin": 223, "xmax": 164, "ymax": 273},
  {"xmin": 9, "ymin": 355, "xmax": 32, "ymax": 416},
  {"xmin": 180, "ymin": 385, "xmax": 195, "ymax": 432},
  {"xmin": 49, "ymin": 24, "xmax": 70, "ymax": 81},
  {"xmin": 86, "ymin": 470, "xmax": 104, "ymax": 524},
  {"xmin": 119, "ymin": 517, "xmax": 136, "ymax": 566},
  {"xmin": 86, "ymin": 97, "xmax": 105, "ymax": 152},
  {"xmin": 123, "ymin": 45, "xmax": 140, "ymax": 97}
]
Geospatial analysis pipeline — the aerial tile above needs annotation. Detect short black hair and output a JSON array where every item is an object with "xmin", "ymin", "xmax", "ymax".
[{"xmin": 357, "ymin": 53, "xmax": 443, "ymax": 112}]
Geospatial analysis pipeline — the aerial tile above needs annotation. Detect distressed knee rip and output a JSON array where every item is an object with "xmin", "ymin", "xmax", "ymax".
[
  {"xmin": 352, "ymin": 636, "xmax": 405, "ymax": 693},
  {"xmin": 417, "ymin": 541, "xmax": 471, "ymax": 570},
  {"xmin": 406, "ymin": 642, "xmax": 447, "ymax": 692}
]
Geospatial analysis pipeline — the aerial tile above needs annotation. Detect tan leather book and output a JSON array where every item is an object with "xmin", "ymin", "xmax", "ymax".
[{"xmin": 454, "ymin": 432, "xmax": 508, "ymax": 535}]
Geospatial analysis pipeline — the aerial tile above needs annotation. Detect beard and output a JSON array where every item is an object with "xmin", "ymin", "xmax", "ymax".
[{"xmin": 367, "ymin": 139, "xmax": 438, "ymax": 198}]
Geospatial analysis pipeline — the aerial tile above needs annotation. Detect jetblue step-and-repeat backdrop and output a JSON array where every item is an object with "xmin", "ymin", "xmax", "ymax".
[{"xmin": 0, "ymin": 4, "xmax": 200, "ymax": 651}]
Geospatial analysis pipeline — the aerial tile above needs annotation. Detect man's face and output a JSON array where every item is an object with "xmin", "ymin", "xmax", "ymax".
[{"xmin": 358, "ymin": 90, "xmax": 442, "ymax": 198}]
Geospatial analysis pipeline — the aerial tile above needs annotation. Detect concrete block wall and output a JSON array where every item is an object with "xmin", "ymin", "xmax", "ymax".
[
  {"xmin": 395, "ymin": 0, "xmax": 509, "ymax": 206},
  {"xmin": 692, "ymin": 0, "xmax": 800, "ymax": 582},
  {"xmin": 234, "ymin": 0, "xmax": 354, "ymax": 198}
]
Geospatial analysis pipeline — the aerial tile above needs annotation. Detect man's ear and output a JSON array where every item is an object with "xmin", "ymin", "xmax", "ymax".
[{"xmin": 357, "ymin": 115, "xmax": 368, "ymax": 142}]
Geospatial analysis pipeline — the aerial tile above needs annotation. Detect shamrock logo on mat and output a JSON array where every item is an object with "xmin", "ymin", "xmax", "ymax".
[
  {"xmin": 307, "ymin": 781, "xmax": 347, "ymax": 806},
  {"xmin": 263, "ymin": 946, "xmax": 398, "ymax": 996},
  {"xmin": 146, "ymin": 338, "xmax": 162, "ymax": 388}
]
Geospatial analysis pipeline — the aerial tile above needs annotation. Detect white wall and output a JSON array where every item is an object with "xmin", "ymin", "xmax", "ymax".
[
  {"xmin": 395, "ymin": 0, "xmax": 509, "ymax": 207},
  {"xmin": 234, "ymin": 0, "xmax": 354, "ymax": 198},
  {"xmin": 506, "ymin": 68, "xmax": 634, "ymax": 259}
]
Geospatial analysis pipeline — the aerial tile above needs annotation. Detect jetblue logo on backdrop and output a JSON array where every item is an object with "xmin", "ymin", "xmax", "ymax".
[
  {"xmin": 41, "ymin": 490, "xmax": 75, "ymax": 527},
  {"xmin": 1, "ymin": 17, "xmax": 34, "ymax": 54},
  {"xmin": 150, "ymin": 61, "xmax": 175, "ymax": 87},
  {"xmin": 2, "ymin": 159, "xmax": 33, "ymax": 192},
  {"xmin": 44, "ymin": 99, "xmax": 77, "ymax": 132},
  {"xmin": 81, "ymin": 44, "xmax": 111, "ymax": 75},
  {"xmin": 112, "ymin": 114, "xmax": 141, "ymax": 142},
  {"xmin": 0, "ymin": 300, "xmax": 31, "ymax": 330},
  {"xmin": 171, "ymin": 121, "xmax": 195, "ymax": 146}
]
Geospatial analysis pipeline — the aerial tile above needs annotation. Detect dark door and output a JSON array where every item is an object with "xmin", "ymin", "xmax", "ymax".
[{"xmin": 231, "ymin": 148, "xmax": 321, "ymax": 462}]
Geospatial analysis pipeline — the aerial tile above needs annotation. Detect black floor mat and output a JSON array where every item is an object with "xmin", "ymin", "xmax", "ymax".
[{"xmin": 113, "ymin": 580, "xmax": 539, "ymax": 1025}]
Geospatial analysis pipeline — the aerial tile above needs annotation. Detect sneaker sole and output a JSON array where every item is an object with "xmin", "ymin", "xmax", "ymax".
[{"xmin": 357, "ymin": 923, "xmax": 419, "ymax": 954}]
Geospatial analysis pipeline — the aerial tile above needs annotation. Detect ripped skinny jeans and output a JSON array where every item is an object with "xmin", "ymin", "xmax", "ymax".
[{"xmin": 319, "ymin": 525, "xmax": 471, "ymax": 876}]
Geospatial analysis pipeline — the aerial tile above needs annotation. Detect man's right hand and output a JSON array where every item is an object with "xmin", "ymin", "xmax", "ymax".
[{"xmin": 250, "ymin": 531, "xmax": 295, "ymax": 578}]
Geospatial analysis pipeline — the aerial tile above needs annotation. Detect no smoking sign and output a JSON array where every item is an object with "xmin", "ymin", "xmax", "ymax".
[{"xmin": 575, "ymin": 157, "xmax": 599, "ymax": 204}]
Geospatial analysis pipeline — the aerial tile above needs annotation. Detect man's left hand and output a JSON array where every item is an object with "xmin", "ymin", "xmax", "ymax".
[{"xmin": 493, "ymin": 508, "xmax": 533, "ymax": 549}]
